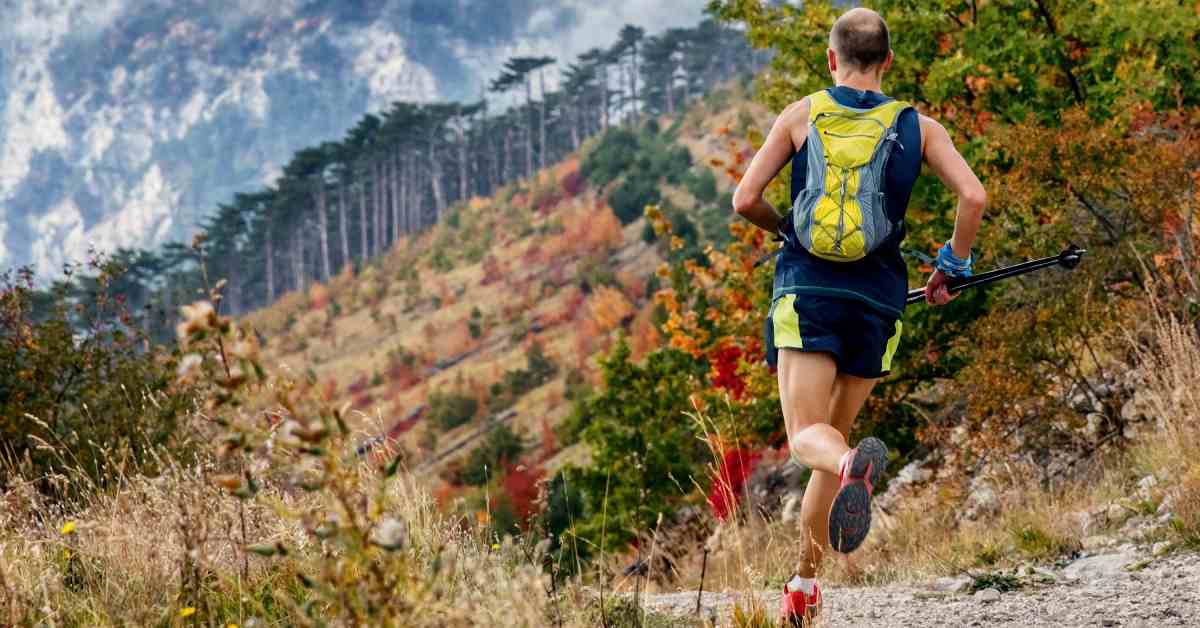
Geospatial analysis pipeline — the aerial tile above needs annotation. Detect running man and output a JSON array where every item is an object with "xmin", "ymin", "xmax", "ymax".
[{"xmin": 731, "ymin": 8, "xmax": 986, "ymax": 625}]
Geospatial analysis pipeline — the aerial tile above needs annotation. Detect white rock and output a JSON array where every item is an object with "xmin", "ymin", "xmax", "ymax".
[
  {"xmin": 896, "ymin": 461, "xmax": 933, "ymax": 485},
  {"xmin": 932, "ymin": 575, "xmax": 972, "ymax": 593},
  {"xmin": 781, "ymin": 492, "xmax": 803, "ymax": 525},
  {"xmin": 1106, "ymin": 502, "xmax": 1132, "ymax": 525},
  {"xmin": 1152, "ymin": 541, "xmax": 1173, "ymax": 556},
  {"xmin": 1081, "ymin": 535, "xmax": 1115, "ymax": 551},
  {"xmin": 368, "ymin": 517, "xmax": 407, "ymax": 551},
  {"xmin": 964, "ymin": 484, "xmax": 1000, "ymax": 520},
  {"xmin": 1072, "ymin": 509, "xmax": 1104, "ymax": 536},
  {"xmin": 1086, "ymin": 413, "xmax": 1105, "ymax": 436},
  {"xmin": 974, "ymin": 587, "xmax": 1001, "ymax": 603},
  {"xmin": 1157, "ymin": 492, "xmax": 1177, "ymax": 517},
  {"xmin": 1063, "ymin": 552, "xmax": 1137, "ymax": 581},
  {"xmin": 1137, "ymin": 474, "xmax": 1158, "ymax": 494},
  {"xmin": 1031, "ymin": 566, "xmax": 1059, "ymax": 582}
]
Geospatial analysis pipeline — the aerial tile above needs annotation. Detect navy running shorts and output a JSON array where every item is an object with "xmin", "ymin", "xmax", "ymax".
[{"xmin": 763, "ymin": 293, "xmax": 902, "ymax": 379}]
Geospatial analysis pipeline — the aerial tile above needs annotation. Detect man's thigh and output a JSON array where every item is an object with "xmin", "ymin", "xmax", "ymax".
[{"xmin": 777, "ymin": 349, "xmax": 838, "ymax": 431}]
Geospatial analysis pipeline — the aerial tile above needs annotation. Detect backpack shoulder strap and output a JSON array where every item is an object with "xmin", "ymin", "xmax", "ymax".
[
  {"xmin": 806, "ymin": 90, "xmax": 841, "ymax": 121},
  {"xmin": 871, "ymin": 100, "xmax": 912, "ymax": 130}
]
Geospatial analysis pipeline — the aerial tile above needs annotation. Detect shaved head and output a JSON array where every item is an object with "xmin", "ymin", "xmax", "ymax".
[{"xmin": 830, "ymin": 8, "xmax": 891, "ymax": 72}]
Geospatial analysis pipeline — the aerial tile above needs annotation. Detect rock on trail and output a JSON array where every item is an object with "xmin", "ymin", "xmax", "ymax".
[{"xmin": 638, "ymin": 551, "xmax": 1200, "ymax": 627}]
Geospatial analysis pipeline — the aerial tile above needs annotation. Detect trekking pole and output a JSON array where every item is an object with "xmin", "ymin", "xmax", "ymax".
[{"xmin": 906, "ymin": 244, "xmax": 1086, "ymax": 305}]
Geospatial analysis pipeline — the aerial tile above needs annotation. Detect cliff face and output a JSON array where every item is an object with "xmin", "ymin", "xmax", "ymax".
[{"xmin": 0, "ymin": 0, "xmax": 702, "ymax": 276}]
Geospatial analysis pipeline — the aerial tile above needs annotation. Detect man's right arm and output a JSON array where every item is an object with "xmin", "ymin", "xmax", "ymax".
[
  {"xmin": 919, "ymin": 115, "xmax": 987, "ymax": 304},
  {"xmin": 732, "ymin": 99, "xmax": 809, "ymax": 233}
]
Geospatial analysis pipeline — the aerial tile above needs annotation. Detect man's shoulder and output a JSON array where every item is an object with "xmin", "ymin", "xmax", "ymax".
[{"xmin": 779, "ymin": 97, "xmax": 812, "ymax": 122}]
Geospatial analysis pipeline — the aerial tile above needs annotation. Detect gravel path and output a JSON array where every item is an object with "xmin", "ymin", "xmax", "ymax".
[{"xmin": 640, "ymin": 551, "xmax": 1200, "ymax": 627}]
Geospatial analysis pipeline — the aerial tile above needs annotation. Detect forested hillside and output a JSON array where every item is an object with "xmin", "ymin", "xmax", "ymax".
[{"xmin": 26, "ymin": 18, "xmax": 760, "ymax": 339}]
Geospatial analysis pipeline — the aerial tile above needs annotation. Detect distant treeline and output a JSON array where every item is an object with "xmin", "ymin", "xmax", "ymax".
[{"xmin": 28, "ymin": 18, "xmax": 762, "ymax": 339}]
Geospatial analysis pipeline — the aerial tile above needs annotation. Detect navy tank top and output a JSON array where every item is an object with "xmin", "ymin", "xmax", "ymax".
[{"xmin": 774, "ymin": 85, "xmax": 922, "ymax": 318}]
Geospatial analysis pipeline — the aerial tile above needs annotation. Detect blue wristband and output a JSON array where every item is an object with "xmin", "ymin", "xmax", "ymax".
[{"xmin": 935, "ymin": 241, "xmax": 973, "ymax": 278}]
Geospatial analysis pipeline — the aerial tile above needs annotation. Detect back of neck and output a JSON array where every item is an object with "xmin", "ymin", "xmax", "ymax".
[{"xmin": 835, "ymin": 77, "xmax": 883, "ymax": 93}]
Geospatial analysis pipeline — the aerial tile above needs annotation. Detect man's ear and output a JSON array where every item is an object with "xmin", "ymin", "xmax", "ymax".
[
  {"xmin": 879, "ymin": 49, "xmax": 894, "ymax": 75},
  {"xmin": 827, "ymin": 48, "xmax": 838, "ymax": 75}
]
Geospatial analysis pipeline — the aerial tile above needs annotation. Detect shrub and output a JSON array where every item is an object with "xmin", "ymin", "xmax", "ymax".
[
  {"xmin": 0, "ymin": 264, "xmax": 198, "ymax": 501},
  {"xmin": 609, "ymin": 174, "xmax": 661, "ymax": 224},
  {"xmin": 429, "ymin": 390, "xmax": 479, "ymax": 431},
  {"xmin": 560, "ymin": 168, "xmax": 585, "ymax": 198},
  {"xmin": 581, "ymin": 127, "xmax": 640, "ymax": 187},
  {"xmin": 460, "ymin": 424, "xmax": 524, "ymax": 486},
  {"xmin": 685, "ymin": 167, "xmax": 719, "ymax": 203},
  {"xmin": 487, "ymin": 343, "xmax": 559, "ymax": 413}
]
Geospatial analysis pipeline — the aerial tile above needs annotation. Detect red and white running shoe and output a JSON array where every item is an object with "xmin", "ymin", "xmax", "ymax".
[
  {"xmin": 828, "ymin": 436, "xmax": 889, "ymax": 554},
  {"xmin": 780, "ymin": 578, "xmax": 822, "ymax": 627}
]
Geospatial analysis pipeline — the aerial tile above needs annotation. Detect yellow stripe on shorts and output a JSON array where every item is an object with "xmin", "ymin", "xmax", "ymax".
[
  {"xmin": 881, "ymin": 320, "xmax": 903, "ymax": 372},
  {"xmin": 772, "ymin": 294, "xmax": 803, "ymax": 349}
]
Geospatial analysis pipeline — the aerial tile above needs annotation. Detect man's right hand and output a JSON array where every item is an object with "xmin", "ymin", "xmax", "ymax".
[{"xmin": 924, "ymin": 269, "xmax": 957, "ymax": 305}]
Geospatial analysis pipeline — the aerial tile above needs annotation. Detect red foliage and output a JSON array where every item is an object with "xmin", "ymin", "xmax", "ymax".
[
  {"xmin": 387, "ymin": 361, "xmax": 421, "ymax": 390},
  {"xmin": 709, "ymin": 343, "xmax": 748, "ymax": 400},
  {"xmin": 501, "ymin": 464, "xmax": 546, "ymax": 529},
  {"xmin": 384, "ymin": 405, "xmax": 425, "ymax": 440},
  {"xmin": 535, "ymin": 188, "xmax": 564, "ymax": 214},
  {"xmin": 346, "ymin": 372, "xmax": 370, "ymax": 395},
  {"xmin": 560, "ymin": 169, "xmax": 585, "ymax": 198},
  {"xmin": 351, "ymin": 391, "xmax": 374, "ymax": 411},
  {"xmin": 481, "ymin": 254, "xmax": 503, "ymax": 286},
  {"xmin": 706, "ymin": 447, "xmax": 763, "ymax": 520},
  {"xmin": 522, "ymin": 243, "xmax": 544, "ymax": 266}
]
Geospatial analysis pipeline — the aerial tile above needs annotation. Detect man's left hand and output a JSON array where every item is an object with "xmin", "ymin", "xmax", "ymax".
[{"xmin": 924, "ymin": 269, "xmax": 957, "ymax": 305}]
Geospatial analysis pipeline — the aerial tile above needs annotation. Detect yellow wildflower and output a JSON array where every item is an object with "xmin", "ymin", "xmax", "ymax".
[{"xmin": 60, "ymin": 521, "xmax": 76, "ymax": 535}]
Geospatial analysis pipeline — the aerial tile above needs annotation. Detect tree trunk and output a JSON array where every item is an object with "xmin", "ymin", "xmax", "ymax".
[
  {"xmin": 600, "ymin": 63, "xmax": 609, "ymax": 131},
  {"xmin": 456, "ymin": 112, "xmax": 468, "ymax": 201},
  {"xmin": 502, "ymin": 126, "xmax": 512, "ymax": 183},
  {"xmin": 316, "ymin": 176, "xmax": 331, "ymax": 283},
  {"xmin": 358, "ymin": 173, "xmax": 369, "ymax": 260},
  {"xmin": 373, "ymin": 160, "xmax": 384, "ymax": 255},
  {"xmin": 429, "ymin": 135, "xmax": 445, "ymax": 220},
  {"xmin": 390, "ymin": 154, "xmax": 401, "ymax": 244},
  {"xmin": 265, "ymin": 221, "xmax": 276, "ymax": 303},
  {"xmin": 666, "ymin": 60, "xmax": 675, "ymax": 115},
  {"xmin": 630, "ymin": 42, "xmax": 639, "ymax": 118},
  {"xmin": 337, "ymin": 182, "xmax": 350, "ymax": 272},
  {"xmin": 538, "ymin": 69, "xmax": 547, "ymax": 173},
  {"xmin": 292, "ymin": 228, "xmax": 305, "ymax": 293},
  {"xmin": 570, "ymin": 98, "xmax": 580, "ymax": 151},
  {"xmin": 524, "ymin": 76, "xmax": 534, "ymax": 178},
  {"xmin": 401, "ymin": 154, "xmax": 411, "ymax": 232}
]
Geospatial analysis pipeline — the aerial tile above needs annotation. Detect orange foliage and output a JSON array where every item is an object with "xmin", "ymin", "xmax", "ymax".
[
  {"xmin": 587, "ymin": 285, "xmax": 636, "ymax": 333},
  {"xmin": 308, "ymin": 282, "xmax": 331, "ymax": 311},
  {"xmin": 628, "ymin": 306, "xmax": 661, "ymax": 362},
  {"xmin": 574, "ymin": 320, "xmax": 599, "ymax": 370},
  {"xmin": 321, "ymin": 378, "xmax": 338, "ymax": 402}
]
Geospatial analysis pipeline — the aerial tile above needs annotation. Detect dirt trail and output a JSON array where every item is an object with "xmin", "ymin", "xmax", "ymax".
[{"xmin": 640, "ymin": 551, "xmax": 1200, "ymax": 627}]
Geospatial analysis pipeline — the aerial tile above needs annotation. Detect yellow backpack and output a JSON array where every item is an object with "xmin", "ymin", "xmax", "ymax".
[{"xmin": 791, "ymin": 90, "xmax": 911, "ymax": 262}]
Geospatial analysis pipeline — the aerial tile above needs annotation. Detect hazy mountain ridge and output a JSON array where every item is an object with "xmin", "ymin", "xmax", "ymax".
[{"xmin": 0, "ymin": 0, "xmax": 705, "ymax": 275}]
